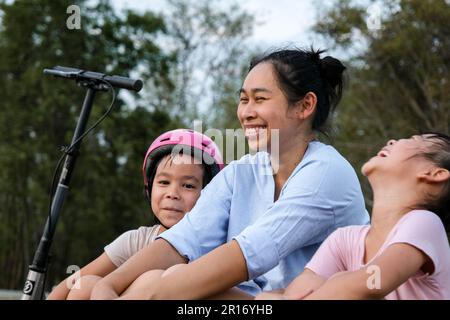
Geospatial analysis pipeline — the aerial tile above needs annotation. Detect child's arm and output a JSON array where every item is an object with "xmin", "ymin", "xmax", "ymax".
[
  {"xmin": 303, "ymin": 243, "xmax": 429, "ymax": 299},
  {"xmin": 254, "ymin": 290, "xmax": 286, "ymax": 300},
  {"xmin": 284, "ymin": 268, "xmax": 326, "ymax": 298},
  {"xmin": 255, "ymin": 269, "xmax": 326, "ymax": 300},
  {"xmin": 46, "ymin": 252, "xmax": 117, "ymax": 300},
  {"xmin": 95, "ymin": 239, "xmax": 248, "ymax": 300},
  {"xmin": 91, "ymin": 238, "xmax": 187, "ymax": 299},
  {"xmin": 144, "ymin": 240, "xmax": 248, "ymax": 299}
]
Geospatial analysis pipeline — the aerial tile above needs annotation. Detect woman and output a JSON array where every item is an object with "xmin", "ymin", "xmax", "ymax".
[{"xmin": 91, "ymin": 48, "xmax": 369, "ymax": 299}]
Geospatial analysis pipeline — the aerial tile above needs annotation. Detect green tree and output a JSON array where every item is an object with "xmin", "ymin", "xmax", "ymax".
[
  {"xmin": 0, "ymin": 0, "xmax": 256, "ymax": 291},
  {"xmin": 313, "ymin": 0, "xmax": 449, "ymax": 210},
  {"xmin": 161, "ymin": 0, "xmax": 255, "ymax": 126},
  {"xmin": 147, "ymin": 0, "xmax": 258, "ymax": 164},
  {"xmin": 0, "ymin": 0, "xmax": 178, "ymax": 289}
]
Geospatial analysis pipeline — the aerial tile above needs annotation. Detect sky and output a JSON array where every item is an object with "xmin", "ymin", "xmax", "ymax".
[
  {"xmin": 110, "ymin": 0, "xmax": 326, "ymax": 111},
  {"xmin": 111, "ymin": 0, "xmax": 320, "ymax": 48},
  {"xmin": 239, "ymin": 0, "xmax": 317, "ymax": 46},
  {"xmin": 108, "ymin": 0, "xmax": 378, "ymax": 111}
]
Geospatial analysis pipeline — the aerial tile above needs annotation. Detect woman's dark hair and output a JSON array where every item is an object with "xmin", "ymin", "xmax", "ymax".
[
  {"xmin": 249, "ymin": 47, "xmax": 346, "ymax": 134},
  {"xmin": 417, "ymin": 132, "xmax": 450, "ymax": 227}
]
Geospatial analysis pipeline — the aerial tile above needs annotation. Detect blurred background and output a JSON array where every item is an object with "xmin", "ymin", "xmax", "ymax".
[{"xmin": 0, "ymin": 0, "xmax": 448, "ymax": 295}]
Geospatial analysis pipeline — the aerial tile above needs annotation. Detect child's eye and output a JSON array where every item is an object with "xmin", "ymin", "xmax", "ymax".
[
  {"xmin": 158, "ymin": 180, "xmax": 169, "ymax": 185},
  {"xmin": 183, "ymin": 183, "xmax": 196, "ymax": 189}
]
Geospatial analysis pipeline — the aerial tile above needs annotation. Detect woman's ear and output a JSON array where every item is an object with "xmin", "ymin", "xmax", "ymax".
[
  {"xmin": 418, "ymin": 168, "xmax": 450, "ymax": 184},
  {"xmin": 296, "ymin": 92, "xmax": 317, "ymax": 120}
]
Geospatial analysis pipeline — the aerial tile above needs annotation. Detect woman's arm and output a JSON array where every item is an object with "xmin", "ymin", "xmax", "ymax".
[
  {"xmin": 90, "ymin": 238, "xmax": 186, "ymax": 300},
  {"xmin": 116, "ymin": 240, "xmax": 248, "ymax": 300},
  {"xmin": 47, "ymin": 252, "xmax": 117, "ymax": 300},
  {"xmin": 304, "ymin": 243, "xmax": 429, "ymax": 300}
]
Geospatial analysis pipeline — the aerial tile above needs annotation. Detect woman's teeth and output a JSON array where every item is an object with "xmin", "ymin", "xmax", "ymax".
[{"xmin": 245, "ymin": 126, "xmax": 267, "ymax": 137}]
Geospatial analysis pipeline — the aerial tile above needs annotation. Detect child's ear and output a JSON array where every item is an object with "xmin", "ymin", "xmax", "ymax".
[
  {"xmin": 295, "ymin": 92, "xmax": 317, "ymax": 120},
  {"xmin": 418, "ymin": 168, "xmax": 450, "ymax": 184}
]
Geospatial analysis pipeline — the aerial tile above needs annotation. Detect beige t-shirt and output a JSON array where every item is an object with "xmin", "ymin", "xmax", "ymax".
[{"xmin": 104, "ymin": 225, "xmax": 161, "ymax": 267}]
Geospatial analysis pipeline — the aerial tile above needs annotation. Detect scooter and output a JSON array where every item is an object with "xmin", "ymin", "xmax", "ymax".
[{"xmin": 21, "ymin": 67, "xmax": 142, "ymax": 300}]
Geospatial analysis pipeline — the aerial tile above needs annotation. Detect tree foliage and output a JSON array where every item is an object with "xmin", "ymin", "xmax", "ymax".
[
  {"xmin": 314, "ymin": 0, "xmax": 449, "ymax": 210},
  {"xmin": 0, "ymin": 0, "xmax": 254, "ymax": 290},
  {"xmin": 161, "ymin": 0, "xmax": 255, "ymax": 126},
  {"xmin": 0, "ymin": 0, "xmax": 178, "ymax": 289}
]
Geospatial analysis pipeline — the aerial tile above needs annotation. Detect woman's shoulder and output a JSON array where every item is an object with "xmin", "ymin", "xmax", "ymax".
[
  {"xmin": 233, "ymin": 152, "xmax": 269, "ymax": 165},
  {"xmin": 287, "ymin": 141, "xmax": 361, "ymax": 192},
  {"xmin": 307, "ymin": 141, "xmax": 354, "ymax": 168},
  {"xmin": 227, "ymin": 152, "xmax": 272, "ymax": 175}
]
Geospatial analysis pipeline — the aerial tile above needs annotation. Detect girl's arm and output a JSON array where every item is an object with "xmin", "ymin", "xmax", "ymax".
[
  {"xmin": 304, "ymin": 243, "xmax": 429, "ymax": 300},
  {"xmin": 284, "ymin": 268, "xmax": 326, "ymax": 298},
  {"xmin": 90, "ymin": 238, "xmax": 187, "ymax": 299},
  {"xmin": 115, "ymin": 240, "xmax": 248, "ymax": 300},
  {"xmin": 46, "ymin": 252, "xmax": 117, "ymax": 300},
  {"xmin": 255, "ymin": 269, "xmax": 326, "ymax": 300}
]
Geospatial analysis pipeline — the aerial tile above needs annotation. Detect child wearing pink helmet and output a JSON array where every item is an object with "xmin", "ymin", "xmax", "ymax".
[{"xmin": 47, "ymin": 129, "xmax": 223, "ymax": 299}]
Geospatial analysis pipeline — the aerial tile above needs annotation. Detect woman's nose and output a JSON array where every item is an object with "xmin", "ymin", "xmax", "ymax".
[{"xmin": 239, "ymin": 102, "xmax": 257, "ymax": 120}]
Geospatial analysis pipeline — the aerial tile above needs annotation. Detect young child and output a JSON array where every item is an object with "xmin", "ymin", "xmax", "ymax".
[
  {"xmin": 47, "ymin": 129, "xmax": 223, "ymax": 299},
  {"xmin": 256, "ymin": 132, "xmax": 450, "ymax": 300}
]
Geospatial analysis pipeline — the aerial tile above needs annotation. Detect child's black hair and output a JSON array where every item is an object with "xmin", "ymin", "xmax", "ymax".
[{"xmin": 417, "ymin": 132, "xmax": 450, "ymax": 227}]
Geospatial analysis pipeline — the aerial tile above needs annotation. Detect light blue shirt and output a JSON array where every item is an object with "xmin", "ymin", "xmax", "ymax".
[{"xmin": 158, "ymin": 141, "xmax": 369, "ymax": 295}]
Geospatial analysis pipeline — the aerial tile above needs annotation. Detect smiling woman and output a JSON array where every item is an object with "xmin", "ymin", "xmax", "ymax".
[
  {"xmin": 90, "ymin": 47, "xmax": 369, "ymax": 300},
  {"xmin": 238, "ymin": 64, "xmax": 294, "ymax": 153}
]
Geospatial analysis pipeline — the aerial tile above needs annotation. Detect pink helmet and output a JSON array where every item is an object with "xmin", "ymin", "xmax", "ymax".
[{"xmin": 142, "ymin": 129, "xmax": 224, "ymax": 198}]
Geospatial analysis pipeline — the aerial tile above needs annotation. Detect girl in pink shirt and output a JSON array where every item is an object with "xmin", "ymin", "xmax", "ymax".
[{"xmin": 256, "ymin": 132, "xmax": 450, "ymax": 300}]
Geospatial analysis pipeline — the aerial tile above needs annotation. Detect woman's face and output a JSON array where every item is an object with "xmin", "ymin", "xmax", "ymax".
[
  {"xmin": 237, "ymin": 62, "xmax": 301, "ymax": 152},
  {"xmin": 151, "ymin": 154, "xmax": 204, "ymax": 228},
  {"xmin": 361, "ymin": 134, "xmax": 435, "ymax": 178}
]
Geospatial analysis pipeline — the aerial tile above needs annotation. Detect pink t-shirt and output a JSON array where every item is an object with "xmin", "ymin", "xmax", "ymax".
[{"xmin": 305, "ymin": 210, "xmax": 450, "ymax": 299}]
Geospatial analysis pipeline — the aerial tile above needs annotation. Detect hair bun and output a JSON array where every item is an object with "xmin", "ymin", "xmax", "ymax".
[{"xmin": 320, "ymin": 56, "xmax": 346, "ymax": 87}]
